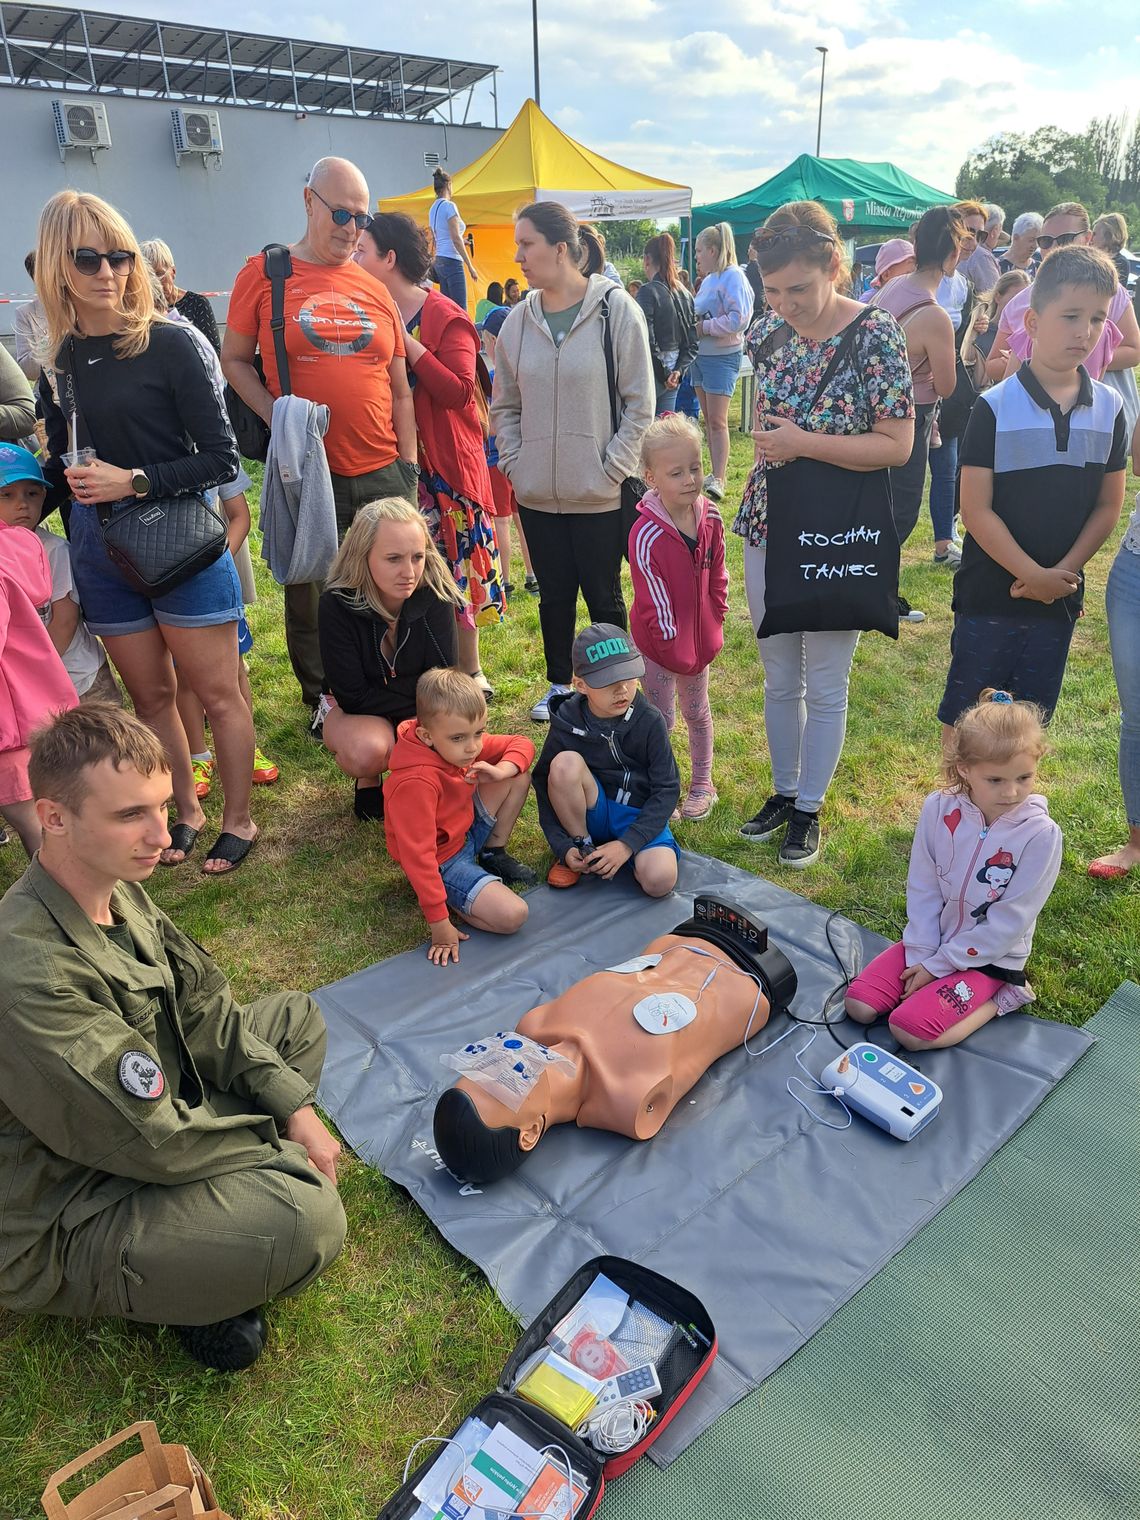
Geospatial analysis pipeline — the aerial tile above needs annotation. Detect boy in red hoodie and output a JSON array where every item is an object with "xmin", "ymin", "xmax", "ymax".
[{"xmin": 384, "ymin": 669, "xmax": 536, "ymax": 966}]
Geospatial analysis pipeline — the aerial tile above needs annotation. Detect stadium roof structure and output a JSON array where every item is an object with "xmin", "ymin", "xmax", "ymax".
[{"xmin": 0, "ymin": 3, "xmax": 499, "ymax": 123}]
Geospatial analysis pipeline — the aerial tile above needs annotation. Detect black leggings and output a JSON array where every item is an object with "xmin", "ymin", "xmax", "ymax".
[{"xmin": 518, "ymin": 506, "xmax": 627, "ymax": 683}]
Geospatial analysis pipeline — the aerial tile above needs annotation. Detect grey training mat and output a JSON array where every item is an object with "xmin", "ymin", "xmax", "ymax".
[
  {"xmin": 601, "ymin": 984, "xmax": 1140, "ymax": 1520},
  {"xmin": 315, "ymin": 854, "xmax": 1091, "ymax": 1465}
]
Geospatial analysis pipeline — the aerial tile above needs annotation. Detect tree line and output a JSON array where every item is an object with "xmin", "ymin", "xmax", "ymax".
[{"xmin": 957, "ymin": 115, "xmax": 1140, "ymax": 238}]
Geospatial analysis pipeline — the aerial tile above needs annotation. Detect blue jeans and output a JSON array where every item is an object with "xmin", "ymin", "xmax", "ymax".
[
  {"xmin": 434, "ymin": 256, "xmax": 467, "ymax": 309},
  {"xmin": 890, "ymin": 403, "xmax": 936, "ymax": 546},
  {"xmin": 1106, "ymin": 545, "xmax": 1140, "ymax": 827},
  {"xmin": 927, "ymin": 433, "xmax": 958, "ymax": 544},
  {"xmin": 675, "ymin": 370, "xmax": 702, "ymax": 419}
]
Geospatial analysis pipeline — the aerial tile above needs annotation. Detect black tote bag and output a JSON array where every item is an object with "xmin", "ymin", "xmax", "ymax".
[
  {"xmin": 755, "ymin": 309, "xmax": 901, "ymax": 641},
  {"xmin": 758, "ymin": 458, "xmax": 900, "ymax": 639}
]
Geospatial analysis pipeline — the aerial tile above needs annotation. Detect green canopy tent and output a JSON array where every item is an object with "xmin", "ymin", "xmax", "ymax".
[{"xmin": 694, "ymin": 154, "xmax": 956, "ymax": 248}]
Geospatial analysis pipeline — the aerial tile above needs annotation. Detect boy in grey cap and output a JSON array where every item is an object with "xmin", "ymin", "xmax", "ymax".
[{"xmin": 531, "ymin": 623, "xmax": 680, "ymax": 894}]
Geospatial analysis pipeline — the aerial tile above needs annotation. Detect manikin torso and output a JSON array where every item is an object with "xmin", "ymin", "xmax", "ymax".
[{"xmin": 518, "ymin": 934, "xmax": 771, "ymax": 1140}]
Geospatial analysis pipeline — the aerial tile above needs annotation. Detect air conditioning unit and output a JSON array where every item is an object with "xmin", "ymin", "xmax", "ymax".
[
  {"xmin": 423, "ymin": 150, "xmax": 441, "ymax": 169},
  {"xmin": 171, "ymin": 107, "xmax": 223, "ymax": 164},
  {"xmin": 52, "ymin": 99, "xmax": 111, "ymax": 160}
]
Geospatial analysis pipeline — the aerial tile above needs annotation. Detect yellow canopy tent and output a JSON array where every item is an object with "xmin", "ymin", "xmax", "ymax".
[{"xmin": 378, "ymin": 99, "xmax": 692, "ymax": 311}]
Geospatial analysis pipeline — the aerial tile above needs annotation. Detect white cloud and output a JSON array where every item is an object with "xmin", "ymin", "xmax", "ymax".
[{"xmin": 60, "ymin": 0, "xmax": 1140, "ymax": 207}]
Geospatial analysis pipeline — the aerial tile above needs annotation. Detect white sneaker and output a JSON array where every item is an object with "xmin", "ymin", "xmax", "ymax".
[
  {"xmin": 703, "ymin": 475, "xmax": 725, "ymax": 502},
  {"xmin": 933, "ymin": 543, "xmax": 962, "ymax": 568},
  {"xmin": 530, "ymin": 683, "xmax": 572, "ymax": 722},
  {"xmin": 897, "ymin": 596, "xmax": 926, "ymax": 624}
]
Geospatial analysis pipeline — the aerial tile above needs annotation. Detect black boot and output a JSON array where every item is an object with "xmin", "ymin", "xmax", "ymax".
[
  {"xmin": 173, "ymin": 1308, "xmax": 267, "ymax": 1371},
  {"xmin": 353, "ymin": 782, "xmax": 384, "ymax": 822}
]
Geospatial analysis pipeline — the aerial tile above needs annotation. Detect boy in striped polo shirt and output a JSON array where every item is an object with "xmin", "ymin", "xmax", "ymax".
[{"xmin": 939, "ymin": 246, "xmax": 1128, "ymax": 736}]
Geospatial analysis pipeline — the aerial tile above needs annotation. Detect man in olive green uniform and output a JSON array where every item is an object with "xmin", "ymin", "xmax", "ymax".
[{"xmin": 0, "ymin": 706, "xmax": 346, "ymax": 1370}]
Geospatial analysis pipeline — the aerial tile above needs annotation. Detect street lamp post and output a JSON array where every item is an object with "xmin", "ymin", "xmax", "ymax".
[
  {"xmin": 532, "ymin": 0, "xmax": 541, "ymax": 107},
  {"xmin": 815, "ymin": 45, "xmax": 828, "ymax": 156}
]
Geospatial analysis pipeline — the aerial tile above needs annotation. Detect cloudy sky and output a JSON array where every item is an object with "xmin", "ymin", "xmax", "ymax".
[{"xmin": 90, "ymin": 0, "xmax": 1140, "ymax": 201}]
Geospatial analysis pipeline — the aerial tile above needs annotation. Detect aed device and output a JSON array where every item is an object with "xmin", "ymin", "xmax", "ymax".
[{"xmin": 820, "ymin": 1042, "xmax": 943, "ymax": 1140}]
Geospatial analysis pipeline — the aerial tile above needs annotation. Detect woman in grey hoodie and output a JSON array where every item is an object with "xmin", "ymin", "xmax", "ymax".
[{"xmin": 491, "ymin": 202, "xmax": 653, "ymax": 721}]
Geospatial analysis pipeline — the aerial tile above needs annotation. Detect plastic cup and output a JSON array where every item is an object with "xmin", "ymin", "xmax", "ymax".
[{"xmin": 62, "ymin": 447, "xmax": 97, "ymax": 469}]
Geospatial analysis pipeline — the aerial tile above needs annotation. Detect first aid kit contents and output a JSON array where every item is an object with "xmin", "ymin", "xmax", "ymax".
[
  {"xmin": 510, "ymin": 1275, "xmax": 675, "ymax": 1453},
  {"xmin": 378, "ymin": 1257, "xmax": 717, "ymax": 1519},
  {"xmin": 820, "ymin": 1042, "xmax": 944, "ymax": 1140},
  {"xmin": 409, "ymin": 1416, "xmax": 589, "ymax": 1520}
]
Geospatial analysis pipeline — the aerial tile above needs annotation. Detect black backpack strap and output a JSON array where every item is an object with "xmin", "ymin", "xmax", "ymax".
[
  {"xmin": 262, "ymin": 243, "xmax": 293, "ymax": 396},
  {"xmin": 599, "ymin": 293, "xmax": 620, "ymax": 437}
]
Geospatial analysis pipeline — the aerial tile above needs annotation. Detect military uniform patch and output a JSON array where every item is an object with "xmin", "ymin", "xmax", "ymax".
[{"xmin": 118, "ymin": 1051, "xmax": 165, "ymax": 1100}]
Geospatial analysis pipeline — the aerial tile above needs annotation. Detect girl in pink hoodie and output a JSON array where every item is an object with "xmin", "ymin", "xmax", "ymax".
[
  {"xmin": 0, "ymin": 523, "xmax": 79, "ymax": 854},
  {"xmin": 629, "ymin": 415, "xmax": 729, "ymax": 820},
  {"xmin": 845, "ymin": 690, "xmax": 1062, "ymax": 1050}
]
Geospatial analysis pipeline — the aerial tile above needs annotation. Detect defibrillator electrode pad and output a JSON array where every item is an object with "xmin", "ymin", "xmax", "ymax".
[{"xmin": 441, "ymin": 1032, "xmax": 576, "ymax": 1111}]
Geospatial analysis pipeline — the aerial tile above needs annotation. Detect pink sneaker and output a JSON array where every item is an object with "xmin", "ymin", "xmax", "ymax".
[{"xmin": 679, "ymin": 786, "xmax": 718, "ymax": 821}]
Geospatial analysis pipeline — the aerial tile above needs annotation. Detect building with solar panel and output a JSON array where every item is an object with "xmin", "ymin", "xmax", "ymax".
[{"xmin": 0, "ymin": 4, "xmax": 501, "ymax": 333}]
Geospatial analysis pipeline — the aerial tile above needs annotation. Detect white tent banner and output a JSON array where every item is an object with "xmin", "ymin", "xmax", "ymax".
[{"xmin": 536, "ymin": 187, "xmax": 692, "ymax": 220}]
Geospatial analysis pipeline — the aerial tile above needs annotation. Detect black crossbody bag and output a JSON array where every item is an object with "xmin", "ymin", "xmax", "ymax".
[
  {"xmin": 600, "ymin": 292, "xmax": 649, "ymax": 561},
  {"xmin": 63, "ymin": 343, "xmax": 228, "ymax": 599}
]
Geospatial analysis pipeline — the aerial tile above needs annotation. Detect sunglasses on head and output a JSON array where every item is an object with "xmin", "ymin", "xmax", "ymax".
[
  {"xmin": 1036, "ymin": 232, "xmax": 1081, "ymax": 250},
  {"xmin": 70, "ymin": 248, "xmax": 136, "ymax": 276},
  {"xmin": 310, "ymin": 186, "xmax": 372, "ymax": 230},
  {"xmin": 755, "ymin": 225, "xmax": 836, "ymax": 252}
]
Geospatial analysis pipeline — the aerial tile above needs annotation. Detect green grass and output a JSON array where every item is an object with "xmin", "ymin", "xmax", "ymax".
[{"xmin": 1, "ymin": 421, "xmax": 1137, "ymax": 1518}]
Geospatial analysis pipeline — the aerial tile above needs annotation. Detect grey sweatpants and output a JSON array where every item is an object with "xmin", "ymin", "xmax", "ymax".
[{"xmin": 744, "ymin": 543, "xmax": 860, "ymax": 814}]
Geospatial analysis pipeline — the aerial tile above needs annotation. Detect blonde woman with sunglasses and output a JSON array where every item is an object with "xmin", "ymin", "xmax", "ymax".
[{"xmin": 35, "ymin": 190, "xmax": 256, "ymax": 876}]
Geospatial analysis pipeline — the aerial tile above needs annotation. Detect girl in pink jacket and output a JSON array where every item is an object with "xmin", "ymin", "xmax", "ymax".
[
  {"xmin": 0, "ymin": 522, "xmax": 79, "ymax": 854},
  {"xmin": 846, "ymin": 690, "xmax": 1062, "ymax": 1050},
  {"xmin": 629, "ymin": 415, "xmax": 729, "ymax": 820}
]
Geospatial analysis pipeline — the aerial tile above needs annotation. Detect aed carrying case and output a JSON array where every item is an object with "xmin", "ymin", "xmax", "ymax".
[{"xmin": 377, "ymin": 1254, "xmax": 717, "ymax": 1518}]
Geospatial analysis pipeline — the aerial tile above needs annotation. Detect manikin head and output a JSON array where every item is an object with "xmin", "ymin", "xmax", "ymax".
[
  {"xmin": 433, "ymin": 1029, "xmax": 585, "ymax": 1183},
  {"xmin": 434, "ymin": 1063, "xmax": 558, "ymax": 1184}
]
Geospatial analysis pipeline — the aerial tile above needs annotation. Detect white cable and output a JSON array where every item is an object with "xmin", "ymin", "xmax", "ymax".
[
  {"xmin": 578, "ymin": 1397, "xmax": 653, "ymax": 1453},
  {"xmin": 784, "ymin": 1031, "xmax": 854, "ymax": 1131}
]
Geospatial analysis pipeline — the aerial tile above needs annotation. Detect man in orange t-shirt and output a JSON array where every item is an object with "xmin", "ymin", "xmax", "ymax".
[{"xmin": 223, "ymin": 156, "xmax": 418, "ymax": 717}]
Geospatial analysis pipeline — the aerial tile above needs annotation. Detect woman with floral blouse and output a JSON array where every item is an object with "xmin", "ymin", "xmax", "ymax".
[{"xmin": 735, "ymin": 200, "xmax": 914, "ymax": 867}]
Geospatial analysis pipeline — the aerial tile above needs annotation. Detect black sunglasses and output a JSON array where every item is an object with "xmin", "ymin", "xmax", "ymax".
[
  {"xmin": 1036, "ymin": 232, "xmax": 1081, "ymax": 250},
  {"xmin": 754, "ymin": 225, "xmax": 836, "ymax": 252},
  {"xmin": 70, "ymin": 247, "xmax": 136, "ymax": 276},
  {"xmin": 310, "ymin": 186, "xmax": 372, "ymax": 231}
]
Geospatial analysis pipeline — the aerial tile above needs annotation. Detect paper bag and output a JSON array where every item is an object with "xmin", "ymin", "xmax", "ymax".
[{"xmin": 40, "ymin": 1420, "xmax": 233, "ymax": 1520}]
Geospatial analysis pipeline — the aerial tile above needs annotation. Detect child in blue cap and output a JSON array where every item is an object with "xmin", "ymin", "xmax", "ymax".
[{"xmin": 0, "ymin": 444, "xmax": 118, "ymax": 704}]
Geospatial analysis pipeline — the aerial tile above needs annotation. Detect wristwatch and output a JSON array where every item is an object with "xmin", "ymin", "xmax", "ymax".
[{"xmin": 130, "ymin": 469, "xmax": 151, "ymax": 498}]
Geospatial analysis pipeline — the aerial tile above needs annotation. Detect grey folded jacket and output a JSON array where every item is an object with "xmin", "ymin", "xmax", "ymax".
[{"xmin": 261, "ymin": 394, "xmax": 337, "ymax": 585}]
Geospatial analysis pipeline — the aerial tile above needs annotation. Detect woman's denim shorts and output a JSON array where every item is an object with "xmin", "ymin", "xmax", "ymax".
[
  {"xmin": 688, "ymin": 349, "xmax": 743, "ymax": 397},
  {"xmin": 69, "ymin": 498, "xmax": 243, "ymax": 638}
]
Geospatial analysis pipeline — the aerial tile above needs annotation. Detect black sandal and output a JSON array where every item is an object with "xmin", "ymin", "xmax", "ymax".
[
  {"xmin": 160, "ymin": 822, "xmax": 200, "ymax": 866},
  {"xmin": 201, "ymin": 831, "xmax": 257, "ymax": 875},
  {"xmin": 477, "ymin": 846, "xmax": 537, "ymax": 885}
]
